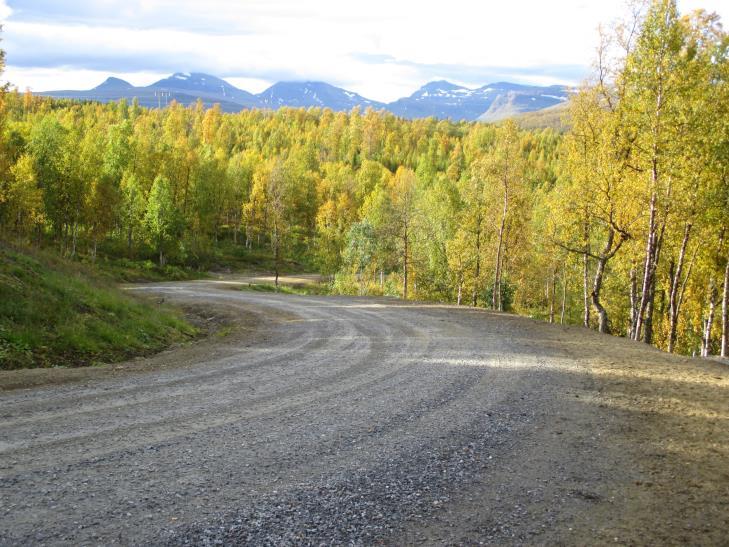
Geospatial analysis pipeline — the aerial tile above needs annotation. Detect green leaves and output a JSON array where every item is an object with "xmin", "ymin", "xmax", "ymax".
[
  {"xmin": 1, "ymin": 4, "xmax": 726, "ymax": 356},
  {"xmin": 144, "ymin": 175, "xmax": 181, "ymax": 265}
]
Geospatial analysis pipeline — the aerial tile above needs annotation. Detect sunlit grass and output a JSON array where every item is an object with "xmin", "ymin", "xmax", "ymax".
[
  {"xmin": 236, "ymin": 282, "xmax": 330, "ymax": 296},
  {"xmin": 0, "ymin": 244, "xmax": 197, "ymax": 370}
]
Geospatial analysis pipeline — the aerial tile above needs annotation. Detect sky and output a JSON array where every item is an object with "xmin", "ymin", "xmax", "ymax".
[{"xmin": 0, "ymin": 0, "xmax": 726, "ymax": 102}]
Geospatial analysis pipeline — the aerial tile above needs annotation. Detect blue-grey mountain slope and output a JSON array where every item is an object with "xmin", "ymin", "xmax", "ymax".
[
  {"xmin": 388, "ymin": 81, "xmax": 569, "ymax": 120},
  {"xmin": 148, "ymin": 72, "xmax": 259, "ymax": 108},
  {"xmin": 258, "ymin": 81, "xmax": 385, "ymax": 111},
  {"xmin": 38, "ymin": 73, "xmax": 249, "ymax": 112},
  {"xmin": 37, "ymin": 72, "xmax": 570, "ymax": 121}
]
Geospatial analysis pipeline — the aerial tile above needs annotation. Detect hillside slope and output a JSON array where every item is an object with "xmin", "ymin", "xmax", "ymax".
[
  {"xmin": 0, "ymin": 244, "xmax": 195, "ymax": 370},
  {"xmin": 512, "ymin": 100, "xmax": 571, "ymax": 130}
]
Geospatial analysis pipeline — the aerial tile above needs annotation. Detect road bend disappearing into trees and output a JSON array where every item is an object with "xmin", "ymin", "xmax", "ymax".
[{"xmin": 1, "ymin": 279, "xmax": 728, "ymax": 545}]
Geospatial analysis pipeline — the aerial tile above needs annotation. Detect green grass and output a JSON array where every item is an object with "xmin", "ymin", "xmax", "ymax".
[
  {"xmin": 90, "ymin": 241, "xmax": 306, "ymax": 283},
  {"xmin": 92, "ymin": 257, "xmax": 206, "ymax": 283},
  {"xmin": 0, "ymin": 244, "xmax": 197, "ymax": 370},
  {"xmin": 237, "ymin": 282, "xmax": 330, "ymax": 296},
  {"xmin": 199, "ymin": 243, "xmax": 312, "ymax": 276}
]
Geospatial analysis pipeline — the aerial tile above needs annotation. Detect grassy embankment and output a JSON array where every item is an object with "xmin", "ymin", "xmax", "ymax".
[
  {"xmin": 238, "ymin": 282, "xmax": 330, "ymax": 296},
  {"xmin": 0, "ymin": 243, "xmax": 197, "ymax": 370}
]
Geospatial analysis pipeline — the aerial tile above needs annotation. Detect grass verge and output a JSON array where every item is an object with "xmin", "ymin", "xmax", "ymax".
[
  {"xmin": 237, "ymin": 282, "xmax": 330, "ymax": 296},
  {"xmin": 0, "ymin": 243, "xmax": 197, "ymax": 370},
  {"xmin": 92, "ymin": 257, "xmax": 206, "ymax": 283}
]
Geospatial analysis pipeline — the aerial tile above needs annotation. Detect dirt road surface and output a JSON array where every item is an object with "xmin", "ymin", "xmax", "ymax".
[{"xmin": 1, "ymin": 279, "xmax": 728, "ymax": 545}]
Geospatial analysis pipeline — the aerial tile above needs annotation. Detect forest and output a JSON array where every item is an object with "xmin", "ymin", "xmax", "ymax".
[{"xmin": 0, "ymin": 0, "xmax": 727, "ymax": 358}]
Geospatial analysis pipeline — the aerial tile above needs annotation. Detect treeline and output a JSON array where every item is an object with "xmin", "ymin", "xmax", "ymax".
[{"xmin": 0, "ymin": 1, "xmax": 727, "ymax": 357}]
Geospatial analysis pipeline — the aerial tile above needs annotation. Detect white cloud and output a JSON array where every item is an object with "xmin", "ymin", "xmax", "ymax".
[
  {"xmin": 679, "ymin": 0, "xmax": 728, "ymax": 15},
  {"xmin": 0, "ymin": 0, "xmax": 11, "ymax": 21},
  {"xmin": 225, "ymin": 77, "xmax": 273, "ymax": 95},
  {"xmin": 2, "ymin": 0, "xmax": 726, "ymax": 102},
  {"xmin": 2, "ymin": 66, "xmax": 167, "ymax": 92}
]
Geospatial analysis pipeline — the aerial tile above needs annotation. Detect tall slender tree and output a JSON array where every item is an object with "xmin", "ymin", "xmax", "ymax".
[
  {"xmin": 145, "ymin": 175, "xmax": 179, "ymax": 266},
  {"xmin": 476, "ymin": 121, "xmax": 526, "ymax": 311},
  {"xmin": 388, "ymin": 167, "xmax": 419, "ymax": 299}
]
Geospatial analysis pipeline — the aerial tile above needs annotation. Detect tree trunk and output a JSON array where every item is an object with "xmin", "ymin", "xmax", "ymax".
[
  {"xmin": 274, "ymin": 251, "xmax": 280, "ymax": 289},
  {"xmin": 472, "ymin": 223, "xmax": 481, "ymax": 307},
  {"xmin": 457, "ymin": 276, "xmax": 463, "ymax": 306},
  {"xmin": 273, "ymin": 225, "xmax": 280, "ymax": 290},
  {"xmin": 127, "ymin": 225, "xmax": 134, "ymax": 257},
  {"xmin": 644, "ymin": 285, "xmax": 656, "ymax": 345},
  {"xmin": 582, "ymin": 218, "xmax": 591, "ymax": 328},
  {"xmin": 245, "ymin": 220, "xmax": 251, "ymax": 248},
  {"xmin": 590, "ymin": 226, "xmax": 627, "ymax": 335},
  {"xmin": 402, "ymin": 229, "xmax": 409, "ymax": 300},
  {"xmin": 548, "ymin": 268, "xmax": 557, "ymax": 324},
  {"xmin": 636, "ymin": 173, "xmax": 671, "ymax": 345},
  {"xmin": 582, "ymin": 251, "xmax": 590, "ymax": 327},
  {"xmin": 645, "ymin": 218, "xmax": 669, "ymax": 346},
  {"xmin": 702, "ymin": 229, "xmax": 726, "ymax": 357},
  {"xmin": 701, "ymin": 278, "xmax": 717, "ymax": 357},
  {"xmin": 60, "ymin": 223, "xmax": 68, "ymax": 256},
  {"xmin": 667, "ymin": 223, "xmax": 692, "ymax": 353},
  {"xmin": 493, "ymin": 189, "xmax": 508, "ymax": 311},
  {"xmin": 591, "ymin": 254, "xmax": 609, "ymax": 334},
  {"xmin": 71, "ymin": 223, "xmax": 78, "ymax": 258},
  {"xmin": 560, "ymin": 272, "xmax": 567, "ymax": 325},
  {"xmin": 636, "ymin": 71, "xmax": 666, "ymax": 343},
  {"xmin": 722, "ymin": 254, "xmax": 729, "ymax": 358},
  {"xmin": 634, "ymin": 192, "xmax": 657, "ymax": 341},
  {"xmin": 629, "ymin": 263, "xmax": 637, "ymax": 338}
]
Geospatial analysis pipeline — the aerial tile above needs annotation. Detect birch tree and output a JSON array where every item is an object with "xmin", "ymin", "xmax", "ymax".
[{"xmin": 477, "ymin": 121, "xmax": 526, "ymax": 311}]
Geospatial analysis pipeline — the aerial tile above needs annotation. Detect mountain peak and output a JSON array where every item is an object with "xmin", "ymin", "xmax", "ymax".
[
  {"xmin": 411, "ymin": 80, "xmax": 471, "ymax": 97},
  {"xmin": 423, "ymin": 80, "xmax": 462, "ymax": 88},
  {"xmin": 94, "ymin": 77, "xmax": 134, "ymax": 91},
  {"xmin": 405, "ymin": 81, "xmax": 476, "ymax": 104},
  {"xmin": 258, "ymin": 80, "xmax": 382, "ymax": 110},
  {"xmin": 39, "ymin": 70, "xmax": 569, "ymax": 122},
  {"xmin": 266, "ymin": 81, "xmax": 343, "ymax": 91},
  {"xmin": 148, "ymin": 72, "xmax": 232, "ymax": 90}
]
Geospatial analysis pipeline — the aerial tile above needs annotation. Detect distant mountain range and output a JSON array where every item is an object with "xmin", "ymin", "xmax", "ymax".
[{"xmin": 38, "ymin": 72, "xmax": 571, "ymax": 122}]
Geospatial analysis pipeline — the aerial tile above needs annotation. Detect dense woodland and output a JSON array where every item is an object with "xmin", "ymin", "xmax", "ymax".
[{"xmin": 0, "ymin": 1, "xmax": 727, "ymax": 357}]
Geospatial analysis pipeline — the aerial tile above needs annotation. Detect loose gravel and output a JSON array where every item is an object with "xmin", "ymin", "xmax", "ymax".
[{"xmin": 1, "ymin": 280, "xmax": 727, "ymax": 546}]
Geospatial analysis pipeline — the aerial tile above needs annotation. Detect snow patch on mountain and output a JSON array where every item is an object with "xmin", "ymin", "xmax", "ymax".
[
  {"xmin": 41, "ymin": 73, "xmax": 571, "ymax": 121},
  {"xmin": 541, "ymin": 94, "xmax": 568, "ymax": 101}
]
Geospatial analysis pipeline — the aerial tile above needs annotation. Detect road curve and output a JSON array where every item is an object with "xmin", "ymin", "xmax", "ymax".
[{"xmin": 1, "ymin": 280, "xmax": 728, "ymax": 545}]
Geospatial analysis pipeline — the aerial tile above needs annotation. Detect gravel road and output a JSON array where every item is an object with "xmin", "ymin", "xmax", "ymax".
[{"xmin": 1, "ymin": 280, "xmax": 728, "ymax": 545}]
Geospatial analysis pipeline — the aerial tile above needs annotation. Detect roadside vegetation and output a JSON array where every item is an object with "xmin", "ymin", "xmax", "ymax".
[
  {"xmin": 237, "ymin": 281, "xmax": 330, "ymax": 296},
  {"xmin": 0, "ymin": 1, "xmax": 727, "ymax": 357},
  {"xmin": 0, "ymin": 243, "xmax": 196, "ymax": 370}
]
